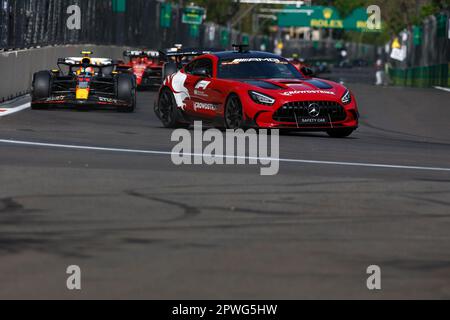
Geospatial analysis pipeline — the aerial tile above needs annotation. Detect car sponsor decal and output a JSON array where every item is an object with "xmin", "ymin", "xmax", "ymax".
[
  {"xmin": 169, "ymin": 71, "xmax": 190, "ymax": 110},
  {"xmin": 194, "ymin": 90, "xmax": 208, "ymax": 98},
  {"xmin": 99, "ymin": 97, "xmax": 119, "ymax": 104},
  {"xmin": 194, "ymin": 80, "xmax": 211, "ymax": 98},
  {"xmin": 65, "ymin": 57, "xmax": 113, "ymax": 66},
  {"xmin": 45, "ymin": 96, "xmax": 66, "ymax": 102},
  {"xmin": 221, "ymin": 58, "xmax": 288, "ymax": 65},
  {"xmin": 281, "ymin": 90, "xmax": 336, "ymax": 96},
  {"xmin": 193, "ymin": 102, "xmax": 218, "ymax": 111},
  {"xmin": 195, "ymin": 80, "xmax": 211, "ymax": 90}
]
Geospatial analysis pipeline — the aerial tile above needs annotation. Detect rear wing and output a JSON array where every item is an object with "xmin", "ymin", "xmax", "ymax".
[
  {"xmin": 159, "ymin": 48, "xmax": 222, "ymax": 70},
  {"xmin": 160, "ymin": 48, "xmax": 219, "ymax": 59},
  {"xmin": 59, "ymin": 57, "xmax": 115, "ymax": 66},
  {"xmin": 123, "ymin": 50, "xmax": 160, "ymax": 58},
  {"xmin": 56, "ymin": 58, "xmax": 119, "ymax": 74}
]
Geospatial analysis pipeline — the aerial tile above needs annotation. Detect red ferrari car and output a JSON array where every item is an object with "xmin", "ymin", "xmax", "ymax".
[
  {"xmin": 120, "ymin": 50, "xmax": 163, "ymax": 88},
  {"xmin": 155, "ymin": 47, "xmax": 359, "ymax": 138}
]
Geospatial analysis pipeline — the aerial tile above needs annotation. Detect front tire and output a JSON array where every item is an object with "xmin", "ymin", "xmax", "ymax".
[
  {"xmin": 157, "ymin": 88, "xmax": 189, "ymax": 128},
  {"xmin": 327, "ymin": 128, "xmax": 355, "ymax": 138},
  {"xmin": 31, "ymin": 71, "xmax": 52, "ymax": 110},
  {"xmin": 116, "ymin": 74, "xmax": 136, "ymax": 113},
  {"xmin": 224, "ymin": 94, "xmax": 244, "ymax": 129}
]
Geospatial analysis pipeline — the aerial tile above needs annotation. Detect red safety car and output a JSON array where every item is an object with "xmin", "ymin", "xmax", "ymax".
[
  {"xmin": 120, "ymin": 50, "xmax": 164, "ymax": 88},
  {"xmin": 155, "ymin": 46, "xmax": 359, "ymax": 138}
]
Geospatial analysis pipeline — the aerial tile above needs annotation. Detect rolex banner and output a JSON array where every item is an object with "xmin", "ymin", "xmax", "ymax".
[{"xmin": 278, "ymin": 5, "xmax": 381, "ymax": 32}]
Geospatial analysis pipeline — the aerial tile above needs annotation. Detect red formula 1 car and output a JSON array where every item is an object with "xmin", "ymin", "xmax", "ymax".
[
  {"xmin": 120, "ymin": 50, "xmax": 164, "ymax": 88},
  {"xmin": 288, "ymin": 54, "xmax": 308, "ymax": 71},
  {"xmin": 155, "ymin": 46, "xmax": 359, "ymax": 138}
]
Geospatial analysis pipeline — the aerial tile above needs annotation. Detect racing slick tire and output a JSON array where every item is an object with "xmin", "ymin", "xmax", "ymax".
[
  {"xmin": 116, "ymin": 74, "xmax": 136, "ymax": 113},
  {"xmin": 224, "ymin": 94, "xmax": 244, "ymax": 129},
  {"xmin": 162, "ymin": 62, "xmax": 178, "ymax": 82},
  {"xmin": 157, "ymin": 88, "xmax": 190, "ymax": 129},
  {"xmin": 31, "ymin": 71, "xmax": 52, "ymax": 109},
  {"xmin": 326, "ymin": 128, "xmax": 355, "ymax": 138}
]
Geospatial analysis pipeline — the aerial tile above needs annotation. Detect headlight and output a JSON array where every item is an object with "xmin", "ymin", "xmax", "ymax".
[
  {"xmin": 249, "ymin": 91, "xmax": 276, "ymax": 106},
  {"xmin": 341, "ymin": 89, "xmax": 352, "ymax": 105}
]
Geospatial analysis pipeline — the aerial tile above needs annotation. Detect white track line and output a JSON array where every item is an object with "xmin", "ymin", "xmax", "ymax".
[
  {"xmin": 0, "ymin": 102, "xmax": 31, "ymax": 117},
  {"xmin": 434, "ymin": 86, "xmax": 450, "ymax": 93},
  {"xmin": 1, "ymin": 139, "xmax": 450, "ymax": 173}
]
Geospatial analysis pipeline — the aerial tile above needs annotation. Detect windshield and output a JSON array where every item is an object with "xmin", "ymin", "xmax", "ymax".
[{"xmin": 218, "ymin": 57, "xmax": 304, "ymax": 80}]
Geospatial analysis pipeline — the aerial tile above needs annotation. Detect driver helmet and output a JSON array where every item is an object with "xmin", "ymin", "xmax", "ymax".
[
  {"xmin": 80, "ymin": 57, "xmax": 94, "ymax": 75},
  {"xmin": 81, "ymin": 57, "xmax": 91, "ymax": 68}
]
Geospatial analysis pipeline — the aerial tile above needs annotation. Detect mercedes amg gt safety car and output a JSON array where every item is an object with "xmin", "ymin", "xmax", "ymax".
[
  {"xmin": 119, "ymin": 50, "xmax": 163, "ymax": 88},
  {"xmin": 31, "ymin": 51, "xmax": 136, "ymax": 112},
  {"xmin": 155, "ymin": 45, "xmax": 359, "ymax": 138}
]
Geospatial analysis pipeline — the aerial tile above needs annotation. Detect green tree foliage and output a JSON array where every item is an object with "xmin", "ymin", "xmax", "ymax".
[
  {"xmin": 318, "ymin": 0, "xmax": 448, "ymax": 32},
  {"xmin": 332, "ymin": 0, "xmax": 368, "ymax": 17},
  {"xmin": 189, "ymin": 0, "xmax": 238, "ymax": 25},
  {"xmin": 316, "ymin": 0, "xmax": 449, "ymax": 44},
  {"xmin": 178, "ymin": 0, "xmax": 448, "ymax": 42}
]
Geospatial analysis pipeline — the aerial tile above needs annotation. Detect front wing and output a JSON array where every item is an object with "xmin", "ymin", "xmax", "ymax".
[{"xmin": 32, "ymin": 94, "xmax": 132, "ymax": 107}]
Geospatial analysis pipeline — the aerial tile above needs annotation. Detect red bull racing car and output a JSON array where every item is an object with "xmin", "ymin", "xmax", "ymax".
[
  {"xmin": 155, "ymin": 46, "xmax": 359, "ymax": 138},
  {"xmin": 31, "ymin": 51, "xmax": 136, "ymax": 112},
  {"xmin": 120, "ymin": 50, "xmax": 164, "ymax": 88}
]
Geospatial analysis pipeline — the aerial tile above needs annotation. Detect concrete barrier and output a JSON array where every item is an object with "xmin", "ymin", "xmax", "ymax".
[{"xmin": 0, "ymin": 45, "xmax": 128, "ymax": 102}]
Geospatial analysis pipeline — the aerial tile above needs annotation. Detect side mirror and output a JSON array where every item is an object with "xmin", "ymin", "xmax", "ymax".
[
  {"xmin": 192, "ymin": 67, "xmax": 211, "ymax": 78},
  {"xmin": 301, "ymin": 66, "xmax": 315, "ymax": 77}
]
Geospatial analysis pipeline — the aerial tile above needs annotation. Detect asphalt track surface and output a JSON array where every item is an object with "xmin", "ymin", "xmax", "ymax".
[{"xmin": 0, "ymin": 71, "xmax": 450, "ymax": 299}]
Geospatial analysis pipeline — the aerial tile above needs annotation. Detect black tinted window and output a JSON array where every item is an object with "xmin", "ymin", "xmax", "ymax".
[
  {"xmin": 185, "ymin": 60, "xmax": 197, "ymax": 73},
  {"xmin": 218, "ymin": 58, "xmax": 303, "ymax": 79},
  {"xmin": 191, "ymin": 58, "xmax": 213, "ymax": 76}
]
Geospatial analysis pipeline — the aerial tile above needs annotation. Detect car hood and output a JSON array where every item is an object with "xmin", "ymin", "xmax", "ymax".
[{"xmin": 241, "ymin": 78, "xmax": 346, "ymax": 100}]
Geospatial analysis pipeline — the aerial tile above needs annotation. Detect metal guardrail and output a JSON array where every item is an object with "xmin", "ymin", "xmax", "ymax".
[
  {"xmin": 0, "ymin": 0, "xmax": 272, "ymax": 51},
  {"xmin": 0, "ymin": 0, "xmax": 273, "ymax": 102},
  {"xmin": 1, "ymin": 0, "xmax": 115, "ymax": 50}
]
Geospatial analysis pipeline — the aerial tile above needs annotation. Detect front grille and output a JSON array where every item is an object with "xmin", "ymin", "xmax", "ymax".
[{"xmin": 273, "ymin": 101, "xmax": 347, "ymax": 123}]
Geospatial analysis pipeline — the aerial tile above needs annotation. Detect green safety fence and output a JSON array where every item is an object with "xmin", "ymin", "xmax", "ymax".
[{"xmin": 389, "ymin": 64, "xmax": 450, "ymax": 88}]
